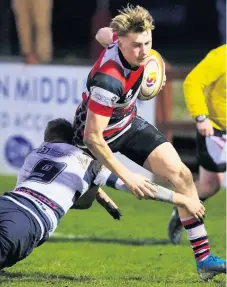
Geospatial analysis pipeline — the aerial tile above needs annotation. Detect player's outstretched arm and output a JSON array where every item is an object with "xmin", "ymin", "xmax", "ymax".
[
  {"xmin": 96, "ymin": 188, "xmax": 122, "ymax": 220},
  {"xmin": 71, "ymin": 186, "xmax": 122, "ymax": 220},
  {"xmin": 84, "ymin": 110, "xmax": 155, "ymax": 200},
  {"xmin": 94, "ymin": 168, "xmax": 204, "ymax": 220}
]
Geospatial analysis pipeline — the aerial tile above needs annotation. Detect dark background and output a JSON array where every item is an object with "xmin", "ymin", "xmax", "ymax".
[{"xmin": 0, "ymin": 0, "xmax": 225, "ymax": 64}]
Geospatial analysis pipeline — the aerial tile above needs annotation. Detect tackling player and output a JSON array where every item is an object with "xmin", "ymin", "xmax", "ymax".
[
  {"xmin": 0, "ymin": 118, "xmax": 203, "ymax": 270},
  {"xmin": 72, "ymin": 5, "xmax": 226, "ymax": 280}
]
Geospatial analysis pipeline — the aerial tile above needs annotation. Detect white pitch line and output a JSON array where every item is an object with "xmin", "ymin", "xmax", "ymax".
[{"xmin": 51, "ymin": 232, "xmax": 88, "ymax": 239}]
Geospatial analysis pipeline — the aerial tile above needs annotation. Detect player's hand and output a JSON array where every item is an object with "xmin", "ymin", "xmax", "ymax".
[
  {"xmin": 196, "ymin": 119, "xmax": 214, "ymax": 136},
  {"xmin": 96, "ymin": 189, "xmax": 122, "ymax": 220},
  {"xmin": 184, "ymin": 197, "xmax": 205, "ymax": 221},
  {"xmin": 124, "ymin": 172, "xmax": 156, "ymax": 200},
  {"xmin": 160, "ymin": 74, "xmax": 166, "ymax": 90},
  {"xmin": 96, "ymin": 27, "xmax": 113, "ymax": 48}
]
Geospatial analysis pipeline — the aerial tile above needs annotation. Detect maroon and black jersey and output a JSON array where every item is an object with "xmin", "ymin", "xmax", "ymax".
[{"xmin": 73, "ymin": 41, "xmax": 145, "ymax": 147}]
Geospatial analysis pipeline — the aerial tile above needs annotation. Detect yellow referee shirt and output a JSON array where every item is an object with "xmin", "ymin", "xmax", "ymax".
[{"xmin": 183, "ymin": 45, "xmax": 226, "ymax": 130}]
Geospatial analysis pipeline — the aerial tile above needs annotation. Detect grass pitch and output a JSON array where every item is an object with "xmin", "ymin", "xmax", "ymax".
[{"xmin": 0, "ymin": 175, "xmax": 226, "ymax": 287}]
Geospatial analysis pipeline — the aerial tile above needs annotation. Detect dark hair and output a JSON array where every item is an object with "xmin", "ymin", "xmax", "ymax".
[{"xmin": 44, "ymin": 118, "xmax": 74, "ymax": 144}]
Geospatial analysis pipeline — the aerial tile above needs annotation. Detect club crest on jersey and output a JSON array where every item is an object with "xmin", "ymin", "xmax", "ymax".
[
  {"xmin": 125, "ymin": 89, "xmax": 134, "ymax": 100},
  {"xmin": 146, "ymin": 72, "xmax": 157, "ymax": 87}
]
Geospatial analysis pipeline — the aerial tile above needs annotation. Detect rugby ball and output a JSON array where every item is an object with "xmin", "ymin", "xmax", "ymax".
[{"xmin": 138, "ymin": 49, "xmax": 166, "ymax": 101}]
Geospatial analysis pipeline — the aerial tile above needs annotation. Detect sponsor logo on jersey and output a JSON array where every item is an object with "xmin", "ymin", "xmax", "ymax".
[
  {"xmin": 37, "ymin": 146, "xmax": 50, "ymax": 154},
  {"xmin": 92, "ymin": 91, "xmax": 112, "ymax": 106},
  {"xmin": 37, "ymin": 145, "xmax": 67, "ymax": 157}
]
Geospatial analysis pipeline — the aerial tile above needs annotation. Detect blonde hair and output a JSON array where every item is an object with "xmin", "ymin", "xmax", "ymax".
[{"xmin": 110, "ymin": 5, "xmax": 154, "ymax": 37}]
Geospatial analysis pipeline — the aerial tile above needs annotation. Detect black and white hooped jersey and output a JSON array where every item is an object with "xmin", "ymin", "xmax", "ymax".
[
  {"xmin": 13, "ymin": 142, "xmax": 103, "ymax": 213},
  {"xmin": 5, "ymin": 142, "xmax": 117, "ymax": 235},
  {"xmin": 4, "ymin": 142, "xmax": 127, "ymax": 240},
  {"xmin": 73, "ymin": 41, "xmax": 145, "ymax": 147}
]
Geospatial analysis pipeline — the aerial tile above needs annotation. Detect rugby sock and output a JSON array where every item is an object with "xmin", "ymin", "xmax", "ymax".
[{"xmin": 181, "ymin": 216, "xmax": 211, "ymax": 261}]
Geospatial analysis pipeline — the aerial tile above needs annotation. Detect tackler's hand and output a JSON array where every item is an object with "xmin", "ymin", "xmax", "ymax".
[
  {"xmin": 96, "ymin": 189, "xmax": 122, "ymax": 220},
  {"xmin": 184, "ymin": 197, "xmax": 205, "ymax": 222},
  {"xmin": 124, "ymin": 173, "xmax": 156, "ymax": 200}
]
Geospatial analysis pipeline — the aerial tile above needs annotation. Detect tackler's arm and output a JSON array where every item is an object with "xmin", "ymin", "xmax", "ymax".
[{"xmin": 96, "ymin": 188, "xmax": 122, "ymax": 220}]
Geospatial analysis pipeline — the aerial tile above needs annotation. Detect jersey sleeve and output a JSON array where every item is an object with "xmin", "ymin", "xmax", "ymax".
[
  {"xmin": 183, "ymin": 45, "xmax": 226, "ymax": 117},
  {"xmin": 88, "ymin": 63, "xmax": 124, "ymax": 117},
  {"xmin": 93, "ymin": 165, "xmax": 128, "ymax": 193}
]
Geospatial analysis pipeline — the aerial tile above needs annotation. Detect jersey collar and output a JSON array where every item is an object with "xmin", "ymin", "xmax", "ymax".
[{"xmin": 118, "ymin": 48, "xmax": 139, "ymax": 71}]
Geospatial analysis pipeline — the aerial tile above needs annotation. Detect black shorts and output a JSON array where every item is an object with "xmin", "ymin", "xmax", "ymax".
[
  {"xmin": 83, "ymin": 116, "xmax": 168, "ymax": 166},
  {"xmin": 197, "ymin": 128, "xmax": 226, "ymax": 172},
  {"xmin": 0, "ymin": 196, "xmax": 42, "ymax": 269}
]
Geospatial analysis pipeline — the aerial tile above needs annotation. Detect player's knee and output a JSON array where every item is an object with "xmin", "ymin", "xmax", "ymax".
[
  {"xmin": 213, "ymin": 180, "xmax": 222, "ymax": 193},
  {"xmin": 169, "ymin": 162, "xmax": 193, "ymax": 190},
  {"xmin": 179, "ymin": 164, "xmax": 194, "ymax": 187}
]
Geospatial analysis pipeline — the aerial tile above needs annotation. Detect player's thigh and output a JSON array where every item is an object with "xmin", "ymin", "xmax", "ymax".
[
  {"xmin": 109, "ymin": 117, "xmax": 189, "ymax": 183},
  {"xmin": 0, "ymin": 197, "xmax": 41, "ymax": 268},
  {"xmin": 143, "ymin": 141, "xmax": 185, "ymax": 180},
  {"xmin": 197, "ymin": 129, "xmax": 226, "ymax": 173},
  {"xmin": 111, "ymin": 116, "xmax": 169, "ymax": 166},
  {"xmin": 198, "ymin": 166, "xmax": 225, "ymax": 191}
]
